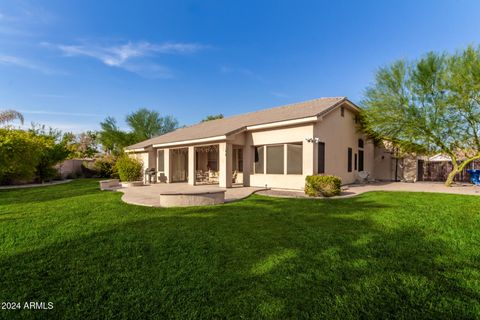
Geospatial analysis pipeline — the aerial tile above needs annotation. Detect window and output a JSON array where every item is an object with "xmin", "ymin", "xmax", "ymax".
[
  {"xmin": 317, "ymin": 142, "xmax": 325, "ymax": 174},
  {"xmin": 348, "ymin": 148, "xmax": 352, "ymax": 172},
  {"xmin": 254, "ymin": 146, "xmax": 264, "ymax": 174},
  {"xmin": 358, "ymin": 139, "xmax": 364, "ymax": 148},
  {"xmin": 358, "ymin": 139, "xmax": 364, "ymax": 171},
  {"xmin": 354, "ymin": 153, "xmax": 357, "ymax": 171},
  {"xmin": 287, "ymin": 144, "xmax": 302, "ymax": 174},
  {"xmin": 341, "ymin": 107, "xmax": 345, "ymax": 117},
  {"xmin": 207, "ymin": 150, "xmax": 218, "ymax": 171},
  {"xmin": 359, "ymin": 150, "xmax": 364, "ymax": 171},
  {"xmin": 237, "ymin": 149, "xmax": 243, "ymax": 172},
  {"xmin": 266, "ymin": 145, "xmax": 284, "ymax": 174},
  {"xmin": 157, "ymin": 150, "xmax": 165, "ymax": 172}
]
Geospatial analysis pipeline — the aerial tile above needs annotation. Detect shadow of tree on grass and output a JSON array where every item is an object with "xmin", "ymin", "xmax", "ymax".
[{"xmin": 1, "ymin": 193, "xmax": 479, "ymax": 319}]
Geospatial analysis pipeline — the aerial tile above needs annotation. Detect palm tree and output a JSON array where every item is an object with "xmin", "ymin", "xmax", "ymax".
[{"xmin": 0, "ymin": 109, "xmax": 24, "ymax": 125}]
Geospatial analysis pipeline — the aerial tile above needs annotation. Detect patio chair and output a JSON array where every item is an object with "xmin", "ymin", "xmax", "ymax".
[{"xmin": 357, "ymin": 171, "xmax": 370, "ymax": 183}]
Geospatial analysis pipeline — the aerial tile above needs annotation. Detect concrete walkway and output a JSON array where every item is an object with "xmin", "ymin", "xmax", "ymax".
[
  {"xmin": 257, "ymin": 181, "xmax": 480, "ymax": 199},
  {"xmin": 118, "ymin": 183, "xmax": 266, "ymax": 207},
  {"xmin": 117, "ymin": 181, "xmax": 480, "ymax": 207},
  {"xmin": 0, "ymin": 179, "xmax": 72, "ymax": 190}
]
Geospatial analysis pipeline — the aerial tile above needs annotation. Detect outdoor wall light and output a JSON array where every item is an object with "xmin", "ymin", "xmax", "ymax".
[{"xmin": 305, "ymin": 137, "xmax": 322, "ymax": 143}]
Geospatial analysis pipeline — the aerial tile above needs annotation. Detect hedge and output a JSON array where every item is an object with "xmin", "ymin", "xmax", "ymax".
[{"xmin": 0, "ymin": 129, "xmax": 44, "ymax": 184}]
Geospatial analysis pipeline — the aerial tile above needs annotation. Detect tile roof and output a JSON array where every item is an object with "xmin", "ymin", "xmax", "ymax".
[{"xmin": 126, "ymin": 97, "xmax": 349, "ymax": 150}]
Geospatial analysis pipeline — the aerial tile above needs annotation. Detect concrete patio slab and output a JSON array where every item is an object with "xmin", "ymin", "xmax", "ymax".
[
  {"xmin": 256, "ymin": 181, "xmax": 480, "ymax": 199},
  {"xmin": 117, "ymin": 183, "xmax": 266, "ymax": 207}
]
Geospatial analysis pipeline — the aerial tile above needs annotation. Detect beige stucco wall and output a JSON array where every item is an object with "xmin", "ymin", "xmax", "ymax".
[
  {"xmin": 129, "ymin": 148, "xmax": 157, "ymax": 175},
  {"xmin": 373, "ymin": 146, "xmax": 393, "ymax": 181},
  {"xmin": 129, "ymin": 152, "xmax": 149, "ymax": 173},
  {"xmin": 314, "ymin": 107, "xmax": 372, "ymax": 184},
  {"xmin": 245, "ymin": 124, "xmax": 314, "ymax": 190},
  {"xmin": 131, "ymin": 103, "xmax": 374, "ymax": 190}
]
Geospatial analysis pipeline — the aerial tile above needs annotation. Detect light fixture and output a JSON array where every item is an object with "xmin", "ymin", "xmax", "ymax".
[{"xmin": 305, "ymin": 137, "xmax": 321, "ymax": 144}]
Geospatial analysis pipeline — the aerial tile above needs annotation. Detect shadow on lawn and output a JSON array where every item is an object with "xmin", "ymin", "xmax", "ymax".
[{"xmin": 0, "ymin": 195, "xmax": 478, "ymax": 319}]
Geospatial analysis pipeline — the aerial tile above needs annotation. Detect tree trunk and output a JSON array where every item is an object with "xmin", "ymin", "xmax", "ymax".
[
  {"xmin": 445, "ymin": 154, "xmax": 480, "ymax": 187},
  {"xmin": 445, "ymin": 165, "xmax": 459, "ymax": 187}
]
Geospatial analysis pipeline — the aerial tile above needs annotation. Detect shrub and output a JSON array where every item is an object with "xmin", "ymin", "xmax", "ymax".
[
  {"xmin": 305, "ymin": 175, "xmax": 342, "ymax": 197},
  {"xmin": 0, "ymin": 128, "xmax": 73, "ymax": 184},
  {"xmin": 93, "ymin": 156, "xmax": 118, "ymax": 178},
  {"xmin": 35, "ymin": 136, "xmax": 70, "ymax": 182},
  {"xmin": 81, "ymin": 162, "xmax": 99, "ymax": 178},
  {"xmin": 115, "ymin": 156, "xmax": 143, "ymax": 182},
  {"xmin": 0, "ymin": 129, "xmax": 44, "ymax": 184}
]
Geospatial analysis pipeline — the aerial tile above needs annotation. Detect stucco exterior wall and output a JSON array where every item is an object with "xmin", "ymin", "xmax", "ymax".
[
  {"xmin": 314, "ymin": 107, "xmax": 371, "ymax": 184},
  {"xmin": 148, "ymin": 149, "xmax": 156, "ymax": 170},
  {"xmin": 245, "ymin": 124, "xmax": 314, "ymax": 190},
  {"xmin": 129, "ymin": 103, "xmax": 373, "ymax": 190},
  {"xmin": 373, "ymin": 146, "xmax": 393, "ymax": 181},
  {"xmin": 129, "ymin": 152, "xmax": 149, "ymax": 173}
]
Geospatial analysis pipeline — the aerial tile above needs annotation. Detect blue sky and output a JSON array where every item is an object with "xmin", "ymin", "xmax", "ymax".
[{"xmin": 1, "ymin": 0, "xmax": 479, "ymax": 132}]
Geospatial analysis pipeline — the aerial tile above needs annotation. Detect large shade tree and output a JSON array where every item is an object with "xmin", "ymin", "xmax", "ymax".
[
  {"xmin": 99, "ymin": 108, "xmax": 178, "ymax": 155},
  {"xmin": 361, "ymin": 46, "xmax": 480, "ymax": 186},
  {"xmin": 126, "ymin": 108, "xmax": 178, "ymax": 141},
  {"xmin": 99, "ymin": 117, "xmax": 135, "ymax": 154}
]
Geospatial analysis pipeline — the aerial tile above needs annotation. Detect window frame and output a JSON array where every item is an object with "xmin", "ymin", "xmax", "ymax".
[
  {"xmin": 358, "ymin": 150, "xmax": 364, "ymax": 172},
  {"xmin": 317, "ymin": 142, "xmax": 325, "ymax": 174},
  {"xmin": 254, "ymin": 146, "xmax": 265, "ymax": 174},
  {"xmin": 358, "ymin": 138, "xmax": 364, "ymax": 148},
  {"xmin": 348, "ymin": 147, "xmax": 353, "ymax": 172},
  {"xmin": 157, "ymin": 149, "xmax": 165, "ymax": 172},
  {"xmin": 286, "ymin": 143, "xmax": 303, "ymax": 175},
  {"xmin": 266, "ymin": 144, "xmax": 285, "ymax": 175}
]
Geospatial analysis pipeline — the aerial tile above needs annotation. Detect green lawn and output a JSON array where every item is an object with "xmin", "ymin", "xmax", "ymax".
[{"xmin": 0, "ymin": 179, "xmax": 479, "ymax": 319}]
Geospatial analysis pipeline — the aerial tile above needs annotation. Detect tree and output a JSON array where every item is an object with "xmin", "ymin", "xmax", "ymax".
[
  {"xmin": 126, "ymin": 108, "xmax": 178, "ymax": 141},
  {"xmin": 35, "ymin": 135, "xmax": 70, "ymax": 182},
  {"xmin": 0, "ymin": 110, "xmax": 24, "ymax": 125},
  {"xmin": 201, "ymin": 114, "xmax": 224, "ymax": 122},
  {"xmin": 0, "ymin": 126, "xmax": 70, "ymax": 184},
  {"xmin": 0, "ymin": 129, "xmax": 43, "ymax": 184},
  {"xmin": 64, "ymin": 131, "xmax": 99, "ymax": 158},
  {"xmin": 361, "ymin": 46, "xmax": 480, "ymax": 186},
  {"xmin": 99, "ymin": 109, "xmax": 178, "ymax": 154},
  {"xmin": 98, "ymin": 116, "xmax": 135, "ymax": 155},
  {"xmin": 28, "ymin": 123, "xmax": 71, "ymax": 182}
]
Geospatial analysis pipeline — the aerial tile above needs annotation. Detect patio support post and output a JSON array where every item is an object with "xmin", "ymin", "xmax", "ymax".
[
  {"xmin": 303, "ymin": 138, "xmax": 314, "ymax": 176},
  {"xmin": 242, "ymin": 145, "xmax": 251, "ymax": 186},
  {"xmin": 164, "ymin": 149, "xmax": 171, "ymax": 183},
  {"xmin": 188, "ymin": 146, "xmax": 196, "ymax": 186},
  {"xmin": 219, "ymin": 142, "xmax": 233, "ymax": 188}
]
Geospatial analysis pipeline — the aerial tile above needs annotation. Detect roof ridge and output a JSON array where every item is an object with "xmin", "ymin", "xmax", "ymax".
[
  {"xmin": 164, "ymin": 97, "xmax": 346, "ymax": 132},
  {"xmin": 193, "ymin": 96, "xmax": 346, "ymax": 125}
]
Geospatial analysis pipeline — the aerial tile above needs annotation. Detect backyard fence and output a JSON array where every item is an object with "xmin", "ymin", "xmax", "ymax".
[{"xmin": 417, "ymin": 160, "xmax": 480, "ymax": 182}]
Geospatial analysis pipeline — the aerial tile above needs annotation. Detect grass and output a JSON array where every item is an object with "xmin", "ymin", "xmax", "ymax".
[{"xmin": 0, "ymin": 179, "xmax": 479, "ymax": 319}]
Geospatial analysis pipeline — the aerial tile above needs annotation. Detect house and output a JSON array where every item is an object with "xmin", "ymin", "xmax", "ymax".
[{"xmin": 125, "ymin": 97, "xmax": 389, "ymax": 190}]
